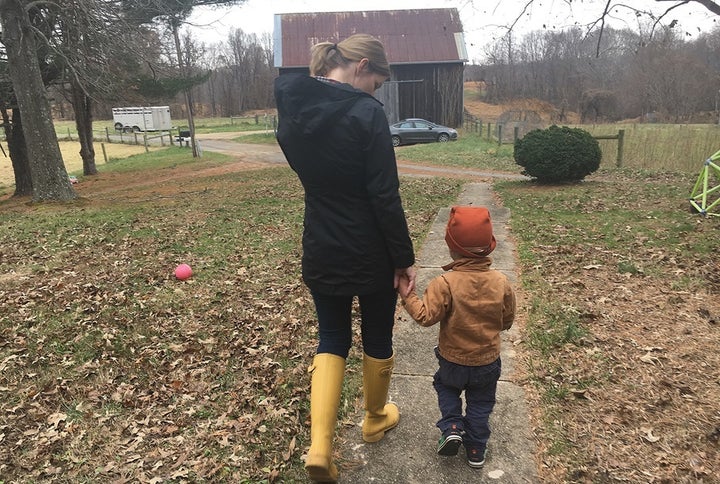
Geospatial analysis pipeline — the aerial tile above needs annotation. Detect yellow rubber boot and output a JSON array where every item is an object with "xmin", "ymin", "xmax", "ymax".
[
  {"xmin": 362, "ymin": 353, "xmax": 400, "ymax": 443},
  {"xmin": 305, "ymin": 353, "xmax": 346, "ymax": 483}
]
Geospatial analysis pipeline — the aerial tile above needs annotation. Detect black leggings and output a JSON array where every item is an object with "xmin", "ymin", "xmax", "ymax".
[{"xmin": 311, "ymin": 288, "xmax": 398, "ymax": 360}]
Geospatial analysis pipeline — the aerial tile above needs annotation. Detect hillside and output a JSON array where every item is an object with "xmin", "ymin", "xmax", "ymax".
[{"xmin": 463, "ymin": 82, "xmax": 581, "ymax": 124}]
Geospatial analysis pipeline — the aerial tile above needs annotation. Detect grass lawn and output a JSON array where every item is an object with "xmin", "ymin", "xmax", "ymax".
[
  {"xmin": 0, "ymin": 148, "xmax": 462, "ymax": 481},
  {"xmin": 1, "ymin": 128, "xmax": 719, "ymax": 481}
]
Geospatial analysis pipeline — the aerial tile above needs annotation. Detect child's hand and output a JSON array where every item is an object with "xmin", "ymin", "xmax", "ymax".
[{"xmin": 395, "ymin": 266, "xmax": 416, "ymax": 298}]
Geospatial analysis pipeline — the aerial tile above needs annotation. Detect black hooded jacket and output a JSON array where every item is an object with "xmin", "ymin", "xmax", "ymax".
[{"xmin": 274, "ymin": 73, "xmax": 415, "ymax": 295}]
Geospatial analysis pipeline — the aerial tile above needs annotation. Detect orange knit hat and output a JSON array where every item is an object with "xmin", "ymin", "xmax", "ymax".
[{"xmin": 445, "ymin": 206, "xmax": 496, "ymax": 258}]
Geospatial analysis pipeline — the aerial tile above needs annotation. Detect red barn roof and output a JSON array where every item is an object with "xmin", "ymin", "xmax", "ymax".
[{"xmin": 274, "ymin": 9, "xmax": 467, "ymax": 68}]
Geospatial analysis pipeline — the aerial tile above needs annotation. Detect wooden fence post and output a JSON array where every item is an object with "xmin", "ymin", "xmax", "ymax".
[
  {"xmin": 592, "ymin": 130, "xmax": 626, "ymax": 168},
  {"xmin": 616, "ymin": 129, "xmax": 625, "ymax": 168},
  {"xmin": 497, "ymin": 124, "xmax": 503, "ymax": 146},
  {"xmin": 105, "ymin": 127, "xmax": 110, "ymax": 143},
  {"xmin": 101, "ymin": 143, "xmax": 108, "ymax": 163}
]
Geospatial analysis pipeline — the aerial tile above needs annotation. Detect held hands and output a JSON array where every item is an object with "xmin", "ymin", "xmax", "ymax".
[{"xmin": 394, "ymin": 266, "xmax": 416, "ymax": 299}]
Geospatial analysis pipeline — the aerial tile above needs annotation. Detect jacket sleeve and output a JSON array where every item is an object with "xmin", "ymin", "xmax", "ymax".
[
  {"xmin": 402, "ymin": 275, "xmax": 452, "ymax": 327},
  {"xmin": 361, "ymin": 104, "xmax": 415, "ymax": 269},
  {"xmin": 502, "ymin": 280, "xmax": 516, "ymax": 331}
]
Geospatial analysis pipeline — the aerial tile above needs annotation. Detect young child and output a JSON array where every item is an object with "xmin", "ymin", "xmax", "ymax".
[{"xmin": 398, "ymin": 205, "xmax": 516, "ymax": 468}]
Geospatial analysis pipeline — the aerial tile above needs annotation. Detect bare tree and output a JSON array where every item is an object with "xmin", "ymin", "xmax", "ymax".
[
  {"xmin": 122, "ymin": 0, "xmax": 248, "ymax": 157},
  {"xmin": 485, "ymin": 0, "xmax": 720, "ymax": 57},
  {"xmin": 0, "ymin": 0, "xmax": 76, "ymax": 201},
  {"xmin": 54, "ymin": 0, "xmax": 144, "ymax": 177},
  {"xmin": 481, "ymin": 19, "xmax": 720, "ymax": 122},
  {"xmin": 186, "ymin": 29, "xmax": 275, "ymax": 117},
  {"xmin": 0, "ymin": 105, "xmax": 32, "ymax": 196}
]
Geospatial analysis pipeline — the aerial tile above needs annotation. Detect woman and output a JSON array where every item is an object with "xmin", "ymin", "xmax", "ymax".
[{"xmin": 274, "ymin": 34, "xmax": 416, "ymax": 482}]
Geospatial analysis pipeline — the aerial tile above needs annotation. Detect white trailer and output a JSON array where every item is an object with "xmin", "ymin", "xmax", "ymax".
[{"xmin": 112, "ymin": 106, "xmax": 172, "ymax": 132}]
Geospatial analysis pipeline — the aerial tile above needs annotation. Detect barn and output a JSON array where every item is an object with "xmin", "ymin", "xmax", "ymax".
[{"xmin": 273, "ymin": 9, "xmax": 468, "ymax": 128}]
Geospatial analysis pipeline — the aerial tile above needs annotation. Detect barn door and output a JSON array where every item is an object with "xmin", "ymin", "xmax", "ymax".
[{"xmin": 375, "ymin": 81, "xmax": 400, "ymax": 124}]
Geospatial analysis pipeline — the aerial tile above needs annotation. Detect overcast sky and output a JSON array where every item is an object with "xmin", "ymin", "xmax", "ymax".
[{"xmin": 188, "ymin": 0, "xmax": 719, "ymax": 62}]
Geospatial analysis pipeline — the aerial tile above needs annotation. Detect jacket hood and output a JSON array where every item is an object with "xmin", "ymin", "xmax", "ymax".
[
  {"xmin": 274, "ymin": 73, "xmax": 379, "ymax": 137},
  {"xmin": 441, "ymin": 257, "xmax": 492, "ymax": 272}
]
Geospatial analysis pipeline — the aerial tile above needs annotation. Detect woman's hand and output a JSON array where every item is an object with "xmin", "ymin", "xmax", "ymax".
[{"xmin": 394, "ymin": 266, "xmax": 416, "ymax": 298}]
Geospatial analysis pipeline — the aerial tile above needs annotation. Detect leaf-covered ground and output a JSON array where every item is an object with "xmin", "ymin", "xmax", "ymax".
[
  {"xmin": 0, "ymin": 157, "xmax": 461, "ymax": 482},
  {"xmin": 2, "ymin": 148, "xmax": 719, "ymax": 483},
  {"xmin": 495, "ymin": 173, "xmax": 720, "ymax": 483}
]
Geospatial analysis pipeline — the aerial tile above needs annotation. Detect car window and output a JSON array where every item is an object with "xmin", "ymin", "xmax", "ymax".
[
  {"xmin": 399, "ymin": 122, "xmax": 414, "ymax": 128},
  {"xmin": 414, "ymin": 122, "xmax": 429, "ymax": 129}
]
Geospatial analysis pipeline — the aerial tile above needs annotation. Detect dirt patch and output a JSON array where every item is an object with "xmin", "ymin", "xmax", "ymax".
[
  {"xmin": 0, "ymin": 151, "xmax": 273, "ymax": 210},
  {"xmin": 464, "ymin": 82, "xmax": 581, "ymax": 124},
  {"xmin": 74, "ymin": 157, "xmax": 271, "ymax": 203}
]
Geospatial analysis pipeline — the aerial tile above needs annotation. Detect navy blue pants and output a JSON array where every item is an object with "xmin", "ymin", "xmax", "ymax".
[
  {"xmin": 433, "ymin": 347, "xmax": 501, "ymax": 449},
  {"xmin": 311, "ymin": 288, "xmax": 397, "ymax": 360}
]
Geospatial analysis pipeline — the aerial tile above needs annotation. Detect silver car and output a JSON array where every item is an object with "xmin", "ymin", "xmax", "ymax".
[{"xmin": 389, "ymin": 118, "xmax": 458, "ymax": 147}]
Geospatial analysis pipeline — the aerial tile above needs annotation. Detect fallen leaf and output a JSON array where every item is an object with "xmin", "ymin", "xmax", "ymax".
[
  {"xmin": 283, "ymin": 436, "xmax": 296, "ymax": 461},
  {"xmin": 47, "ymin": 413, "xmax": 67, "ymax": 429},
  {"xmin": 639, "ymin": 352, "xmax": 661, "ymax": 365},
  {"xmin": 641, "ymin": 427, "xmax": 661, "ymax": 443}
]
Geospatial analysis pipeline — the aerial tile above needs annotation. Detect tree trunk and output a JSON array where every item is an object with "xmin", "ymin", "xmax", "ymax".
[
  {"xmin": 71, "ymin": 79, "xmax": 98, "ymax": 175},
  {"xmin": 0, "ymin": 0, "xmax": 77, "ymax": 202},
  {"xmin": 1, "ymin": 106, "xmax": 32, "ymax": 197},
  {"xmin": 173, "ymin": 23, "xmax": 199, "ymax": 158}
]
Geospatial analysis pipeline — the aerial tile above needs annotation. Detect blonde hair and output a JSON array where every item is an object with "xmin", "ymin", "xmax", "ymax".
[{"xmin": 309, "ymin": 34, "xmax": 390, "ymax": 78}]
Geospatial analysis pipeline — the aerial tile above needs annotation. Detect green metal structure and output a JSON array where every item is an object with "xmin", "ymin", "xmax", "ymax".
[{"xmin": 689, "ymin": 149, "xmax": 720, "ymax": 217}]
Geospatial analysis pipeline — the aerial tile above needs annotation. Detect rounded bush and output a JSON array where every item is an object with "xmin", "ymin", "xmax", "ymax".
[{"xmin": 513, "ymin": 125, "xmax": 602, "ymax": 182}]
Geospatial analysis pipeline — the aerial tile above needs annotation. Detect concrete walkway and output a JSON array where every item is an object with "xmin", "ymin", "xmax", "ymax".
[{"xmin": 338, "ymin": 183, "xmax": 538, "ymax": 483}]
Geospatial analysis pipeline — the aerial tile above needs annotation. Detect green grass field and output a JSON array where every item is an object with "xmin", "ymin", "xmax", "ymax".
[
  {"xmin": 53, "ymin": 114, "xmax": 720, "ymax": 174},
  {"xmin": 580, "ymin": 123, "xmax": 720, "ymax": 173},
  {"xmin": 54, "ymin": 115, "xmax": 273, "ymax": 142},
  {"xmin": 1, "ymin": 116, "xmax": 719, "ymax": 481}
]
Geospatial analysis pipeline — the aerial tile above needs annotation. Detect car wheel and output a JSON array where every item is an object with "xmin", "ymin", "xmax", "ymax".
[
  {"xmin": 114, "ymin": 122, "xmax": 123, "ymax": 131},
  {"xmin": 438, "ymin": 133, "xmax": 450, "ymax": 142},
  {"xmin": 123, "ymin": 126, "xmax": 133, "ymax": 133},
  {"xmin": 132, "ymin": 126, "xmax": 141, "ymax": 133},
  {"xmin": 392, "ymin": 135, "xmax": 401, "ymax": 147}
]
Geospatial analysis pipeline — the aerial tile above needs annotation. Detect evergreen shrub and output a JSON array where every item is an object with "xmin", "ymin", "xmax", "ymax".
[{"xmin": 514, "ymin": 125, "xmax": 602, "ymax": 182}]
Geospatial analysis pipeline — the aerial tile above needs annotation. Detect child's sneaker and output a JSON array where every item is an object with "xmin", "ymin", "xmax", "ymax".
[
  {"xmin": 466, "ymin": 446, "xmax": 487, "ymax": 468},
  {"xmin": 437, "ymin": 426, "xmax": 463, "ymax": 456}
]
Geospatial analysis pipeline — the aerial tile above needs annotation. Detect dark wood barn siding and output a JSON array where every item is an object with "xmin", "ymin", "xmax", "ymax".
[
  {"xmin": 278, "ymin": 64, "xmax": 464, "ymax": 128},
  {"xmin": 391, "ymin": 64, "xmax": 464, "ymax": 127}
]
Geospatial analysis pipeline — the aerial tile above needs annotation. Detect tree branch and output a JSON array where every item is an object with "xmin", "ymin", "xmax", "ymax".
[{"xmin": 656, "ymin": 0, "xmax": 720, "ymax": 16}]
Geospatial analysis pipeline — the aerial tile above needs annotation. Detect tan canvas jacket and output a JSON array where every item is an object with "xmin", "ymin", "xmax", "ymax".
[{"xmin": 402, "ymin": 257, "xmax": 515, "ymax": 366}]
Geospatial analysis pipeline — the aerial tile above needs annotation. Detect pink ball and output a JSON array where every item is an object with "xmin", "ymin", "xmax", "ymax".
[{"xmin": 175, "ymin": 263, "xmax": 193, "ymax": 281}]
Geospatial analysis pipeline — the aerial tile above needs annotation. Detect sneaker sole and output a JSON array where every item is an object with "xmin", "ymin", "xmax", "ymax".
[
  {"xmin": 437, "ymin": 435, "xmax": 462, "ymax": 456},
  {"xmin": 467, "ymin": 459, "xmax": 486, "ymax": 468}
]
